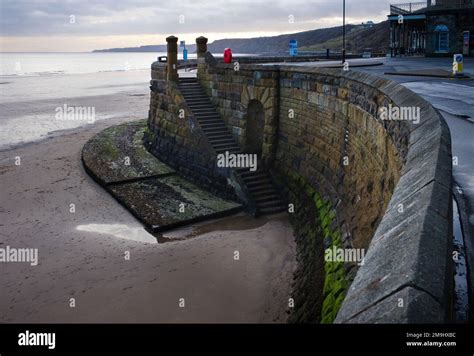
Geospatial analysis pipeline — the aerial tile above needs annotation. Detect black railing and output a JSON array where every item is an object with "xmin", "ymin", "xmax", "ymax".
[
  {"xmin": 390, "ymin": 2, "xmax": 427, "ymax": 14},
  {"xmin": 390, "ymin": 0, "xmax": 474, "ymax": 14},
  {"xmin": 429, "ymin": 0, "xmax": 474, "ymax": 7}
]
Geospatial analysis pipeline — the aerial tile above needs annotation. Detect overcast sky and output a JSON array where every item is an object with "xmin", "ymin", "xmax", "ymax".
[{"xmin": 0, "ymin": 0, "xmax": 394, "ymax": 52}]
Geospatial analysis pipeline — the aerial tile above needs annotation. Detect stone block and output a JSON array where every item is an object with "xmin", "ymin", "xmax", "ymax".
[{"xmin": 340, "ymin": 286, "xmax": 444, "ymax": 323}]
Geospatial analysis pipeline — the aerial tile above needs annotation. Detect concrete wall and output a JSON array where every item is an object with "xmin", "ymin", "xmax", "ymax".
[{"xmin": 146, "ymin": 52, "xmax": 453, "ymax": 323}]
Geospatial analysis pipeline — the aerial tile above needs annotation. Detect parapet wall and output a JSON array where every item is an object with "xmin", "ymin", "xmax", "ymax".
[{"xmin": 147, "ymin": 47, "xmax": 453, "ymax": 323}]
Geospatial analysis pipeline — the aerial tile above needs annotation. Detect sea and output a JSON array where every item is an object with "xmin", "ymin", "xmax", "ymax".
[
  {"xmin": 0, "ymin": 52, "xmax": 182, "ymax": 150},
  {"xmin": 0, "ymin": 52, "xmax": 186, "ymax": 77}
]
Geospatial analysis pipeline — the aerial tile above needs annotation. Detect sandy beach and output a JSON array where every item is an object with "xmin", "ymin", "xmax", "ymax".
[{"xmin": 0, "ymin": 70, "xmax": 296, "ymax": 323}]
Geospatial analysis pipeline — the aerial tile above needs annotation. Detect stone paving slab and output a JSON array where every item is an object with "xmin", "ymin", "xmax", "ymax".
[
  {"xmin": 82, "ymin": 121, "xmax": 242, "ymax": 233},
  {"xmin": 82, "ymin": 121, "xmax": 174, "ymax": 184},
  {"xmin": 109, "ymin": 176, "xmax": 242, "ymax": 232}
]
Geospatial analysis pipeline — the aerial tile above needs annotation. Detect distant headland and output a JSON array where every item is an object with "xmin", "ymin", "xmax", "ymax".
[{"xmin": 93, "ymin": 21, "xmax": 389, "ymax": 54}]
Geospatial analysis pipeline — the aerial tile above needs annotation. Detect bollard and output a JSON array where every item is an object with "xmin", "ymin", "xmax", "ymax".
[
  {"xmin": 166, "ymin": 35, "xmax": 178, "ymax": 81},
  {"xmin": 196, "ymin": 36, "xmax": 208, "ymax": 78}
]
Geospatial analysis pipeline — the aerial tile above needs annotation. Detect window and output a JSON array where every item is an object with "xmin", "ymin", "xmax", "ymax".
[{"xmin": 434, "ymin": 25, "xmax": 449, "ymax": 53}]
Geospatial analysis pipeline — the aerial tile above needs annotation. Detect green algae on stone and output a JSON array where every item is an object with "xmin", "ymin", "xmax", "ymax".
[
  {"xmin": 83, "ymin": 120, "xmax": 242, "ymax": 233},
  {"xmin": 109, "ymin": 175, "xmax": 242, "ymax": 231},
  {"xmin": 285, "ymin": 171, "xmax": 348, "ymax": 324},
  {"xmin": 82, "ymin": 121, "xmax": 174, "ymax": 184}
]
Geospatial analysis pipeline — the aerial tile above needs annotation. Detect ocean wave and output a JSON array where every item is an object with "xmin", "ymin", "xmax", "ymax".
[
  {"xmin": 98, "ymin": 68, "xmax": 149, "ymax": 73},
  {"xmin": 0, "ymin": 71, "xmax": 66, "ymax": 78},
  {"xmin": 0, "ymin": 73, "xmax": 22, "ymax": 78},
  {"xmin": 0, "ymin": 68, "xmax": 150, "ymax": 77}
]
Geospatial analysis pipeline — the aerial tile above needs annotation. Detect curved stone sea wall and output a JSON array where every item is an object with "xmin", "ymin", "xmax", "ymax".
[
  {"xmin": 147, "ymin": 51, "xmax": 453, "ymax": 323},
  {"xmin": 273, "ymin": 66, "xmax": 453, "ymax": 323}
]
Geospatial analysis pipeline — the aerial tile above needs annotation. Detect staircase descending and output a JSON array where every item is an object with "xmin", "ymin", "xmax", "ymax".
[{"xmin": 178, "ymin": 77, "xmax": 286, "ymax": 215}]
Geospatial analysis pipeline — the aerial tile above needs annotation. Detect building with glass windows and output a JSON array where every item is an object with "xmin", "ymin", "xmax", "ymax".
[{"xmin": 388, "ymin": 0, "xmax": 474, "ymax": 57}]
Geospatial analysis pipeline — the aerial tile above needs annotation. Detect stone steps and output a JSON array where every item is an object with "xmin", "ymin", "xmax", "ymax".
[
  {"xmin": 213, "ymin": 142, "xmax": 241, "ymax": 150},
  {"xmin": 201, "ymin": 127, "xmax": 229, "ymax": 135},
  {"xmin": 247, "ymin": 181, "xmax": 275, "ymax": 192},
  {"xmin": 178, "ymin": 78, "xmax": 198, "ymax": 83},
  {"xmin": 196, "ymin": 114, "xmax": 221, "ymax": 119},
  {"xmin": 206, "ymin": 132, "xmax": 234, "ymax": 140},
  {"xmin": 246, "ymin": 177, "xmax": 273, "ymax": 188},
  {"xmin": 194, "ymin": 111, "xmax": 219, "ymax": 116},
  {"xmin": 197, "ymin": 117, "xmax": 222, "ymax": 123},
  {"xmin": 188, "ymin": 104, "xmax": 213, "ymax": 110},
  {"xmin": 199, "ymin": 121, "xmax": 227, "ymax": 128},
  {"xmin": 178, "ymin": 78, "xmax": 286, "ymax": 216},
  {"xmin": 185, "ymin": 97, "xmax": 212, "ymax": 102},
  {"xmin": 199, "ymin": 121, "xmax": 224, "ymax": 128},
  {"xmin": 182, "ymin": 96, "xmax": 209, "ymax": 101},
  {"xmin": 252, "ymin": 188, "xmax": 281, "ymax": 198},
  {"xmin": 208, "ymin": 138, "xmax": 235, "ymax": 145}
]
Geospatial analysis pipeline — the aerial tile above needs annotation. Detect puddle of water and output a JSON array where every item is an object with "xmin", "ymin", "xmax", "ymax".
[
  {"xmin": 76, "ymin": 224, "xmax": 157, "ymax": 244},
  {"xmin": 452, "ymin": 197, "xmax": 470, "ymax": 322},
  {"xmin": 76, "ymin": 213, "xmax": 285, "ymax": 245},
  {"xmin": 192, "ymin": 213, "xmax": 270, "ymax": 236},
  {"xmin": 153, "ymin": 212, "xmax": 278, "ymax": 243}
]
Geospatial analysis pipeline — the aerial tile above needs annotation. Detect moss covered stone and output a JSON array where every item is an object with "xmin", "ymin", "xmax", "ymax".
[
  {"xmin": 283, "ymin": 171, "xmax": 348, "ymax": 324},
  {"xmin": 82, "ymin": 120, "xmax": 243, "ymax": 233},
  {"xmin": 82, "ymin": 121, "xmax": 174, "ymax": 184}
]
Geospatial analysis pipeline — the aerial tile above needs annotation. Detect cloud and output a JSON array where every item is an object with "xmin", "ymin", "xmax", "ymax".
[
  {"xmin": 0, "ymin": 0, "xmax": 392, "ymax": 51},
  {"xmin": 1, "ymin": 0, "xmax": 392, "ymax": 36}
]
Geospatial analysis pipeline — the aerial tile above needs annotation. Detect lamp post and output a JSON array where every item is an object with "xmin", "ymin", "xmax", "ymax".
[{"xmin": 342, "ymin": 0, "xmax": 346, "ymax": 63}]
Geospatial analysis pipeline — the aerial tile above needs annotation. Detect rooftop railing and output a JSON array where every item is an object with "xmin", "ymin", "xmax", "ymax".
[
  {"xmin": 390, "ymin": 1, "xmax": 427, "ymax": 14},
  {"xmin": 390, "ymin": 0, "xmax": 474, "ymax": 14},
  {"xmin": 429, "ymin": 0, "xmax": 474, "ymax": 8}
]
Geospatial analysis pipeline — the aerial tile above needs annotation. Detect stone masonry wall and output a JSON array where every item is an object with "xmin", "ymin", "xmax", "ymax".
[
  {"xmin": 274, "ymin": 68, "xmax": 411, "ymax": 322},
  {"xmin": 198, "ymin": 55, "xmax": 280, "ymax": 167},
  {"xmin": 195, "ymin": 55, "xmax": 453, "ymax": 323},
  {"xmin": 276, "ymin": 68, "xmax": 409, "ymax": 250},
  {"xmin": 198, "ymin": 56, "xmax": 409, "ymax": 251},
  {"xmin": 147, "ymin": 50, "xmax": 453, "ymax": 323},
  {"xmin": 335, "ymin": 74, "xmax": 453, "ymax": 323},
  {"xmin": 145, "ymin": 61, "xmax": 239, "ymax": 202}
]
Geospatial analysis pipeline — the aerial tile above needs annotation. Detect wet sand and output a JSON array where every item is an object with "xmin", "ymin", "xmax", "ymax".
[
  {"xmin": 0, "ymin": 115, "xmax": 296, "ymax": 323},
  {"xmin": 0, "ymin": 70, "xmax": 151, "ymax": 150}
]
